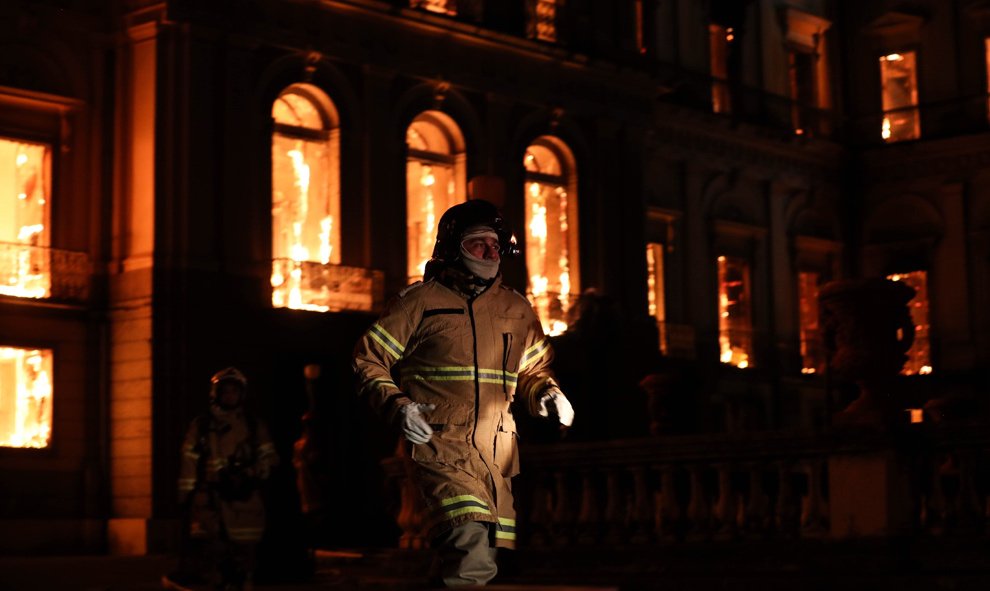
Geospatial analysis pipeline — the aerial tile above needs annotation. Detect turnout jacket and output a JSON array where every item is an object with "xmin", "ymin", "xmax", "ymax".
[
  {"xmin": 353, "ymin": 275, "xmax": 559, "ymax": 548},
  {"xmin": 177, "ymin": 408, "xmax": 279, "ymax": 543}
]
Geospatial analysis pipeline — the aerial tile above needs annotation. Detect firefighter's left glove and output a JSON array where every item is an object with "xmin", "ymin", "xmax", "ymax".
[
  {"xmin": 396, "ymin": 401, "xmax": 436, "ymax": 444},
  {"xmin": 537, "ymin": 387, "xmax": 575, "ymax": 427}
]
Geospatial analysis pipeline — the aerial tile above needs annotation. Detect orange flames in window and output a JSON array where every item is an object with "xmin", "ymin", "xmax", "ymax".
[
  {"xmin": 718, "ymin": 256, "xmax": 753, "ymax": 368},
  {"xmin": 0, "ymin": 138, "xmax": 51, "ymax": 299},
  {"xmin": 0, "ymin": 347, "xmax": 53, "ymax": 449}
]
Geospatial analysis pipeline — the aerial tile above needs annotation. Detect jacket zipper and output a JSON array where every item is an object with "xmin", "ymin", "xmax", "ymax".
[
  {"xmin": 468, "ymin": 295, "xmax": 498, "ymax": 511},
  {"xmin": 502, "ymin": 332, "xmax": 512, "ymax": 400}
]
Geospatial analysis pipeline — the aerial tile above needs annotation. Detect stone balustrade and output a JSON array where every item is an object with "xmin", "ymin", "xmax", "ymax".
[{"xmin": 381, "ymin": 422, "xmax": 990, "ymax": 549}]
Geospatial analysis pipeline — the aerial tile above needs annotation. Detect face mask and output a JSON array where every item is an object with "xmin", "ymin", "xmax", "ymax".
[{"xmin": 460, "ymin": 244, "xmax": 500, "ymax": 279}]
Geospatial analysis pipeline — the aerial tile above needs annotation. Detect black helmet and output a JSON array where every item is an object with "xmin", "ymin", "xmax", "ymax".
[
  {"xmin": 209, "ymin": 367, "xmax": 248, "ymax": 407},
  {"xmin": 429, "ymin": 199, "xmax": 519, "ymax": 265}
]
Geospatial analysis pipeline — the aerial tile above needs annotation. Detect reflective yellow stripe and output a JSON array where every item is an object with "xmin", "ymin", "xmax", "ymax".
[
  {"xmin": 369, "ymin": 323, "xmax": 405, "ymax": 359},
  {"xmin": 498, "ymin": 517, "xmax": 516, "ymax": 526},
  {"xmin": 495, "ymin": 530, "xmax": 516, "ymax": 540},
  {"xmin": 520, "ymin": 339, "xmax": 550, "ymax": 371},
  {"xmin": 409, "ymin": 366, "xmax": 475, "ymax": 373},
  {"xmin": 401, "ymin": 368, "xmax": 518, "ymax": 384},
  {"xmin": 227, "ymin": 528, "xmax": 264, "ymax": 540},
  {"xmin": 440, "ymin": 495, "xmax": 488, "ymax": 507},
  {"xmin": 445, "ymin": 506, "xmax": 492, "ymax": 519}
]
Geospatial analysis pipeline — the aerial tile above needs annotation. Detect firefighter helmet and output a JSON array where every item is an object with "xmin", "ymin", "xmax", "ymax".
[
  {"xmin": 209, "ymin": 367, "xmax": 248, "ymax": 407},
  {"xmin": 430, "ymin": 199, "xmax": 519, "ymax": 265}
]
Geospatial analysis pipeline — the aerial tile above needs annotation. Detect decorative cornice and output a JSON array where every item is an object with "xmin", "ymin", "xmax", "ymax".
[
  {"xmin": 650, "ymin": 103, "xmax": 844, "ymax": 183},
  {"xmin": 860, "ymin": 132, "xmax": 990, "ymax": 183}
]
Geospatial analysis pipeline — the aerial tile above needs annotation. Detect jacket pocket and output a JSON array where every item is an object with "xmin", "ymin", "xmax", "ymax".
[
  {"xmin": 411, "ymin": 404, "xmax": 472, "ymax": 464},
  {"xmin": 493, "ymin": 411, "xmax": 520, "ymax": 478}
]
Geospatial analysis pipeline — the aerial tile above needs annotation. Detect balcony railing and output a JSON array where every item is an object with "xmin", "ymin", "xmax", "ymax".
[
  {"xmin": 515, "ymin": 433, "xmax": 831, "ymax": 545},
  {"xmin": 271, "ymin": 259, "xmax": 385, "ymax": 313},
  {"xmin": 383, "ymin": 419, "xmax": 990, "ymax": 549},
  {"xmin": 0, "ymin": 242, "xmax": 90, "ymax": 303}
]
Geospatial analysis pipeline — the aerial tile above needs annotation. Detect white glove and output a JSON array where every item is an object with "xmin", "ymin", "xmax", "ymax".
[
  {"xmin": 397, "ymin": 402, "xmax": 436, "ymax": 444},
  {"xmin": 537, "ymin": 388, "xmax": 575, "ymax": 427}
]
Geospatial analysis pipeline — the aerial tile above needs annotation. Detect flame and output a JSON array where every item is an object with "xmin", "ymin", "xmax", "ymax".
[
  {"xmin": 1, "ymin": 139, "xmax": 51, "ymax": 300},
  {"xmin": 525, "ymin": 179, "xmax": 573, "ymax": 336},
  {"xmin": 0, "ymin": 347, "xmax": 53, "ymax": 449},
  {"xmin": 646, "ymin": 246, "xmax": 657, "ymax": 317},
  {"xmin": 272, "ymin": 133, "xmax": 340, "ymax": 310},
  {"xmin": 887, "ymin": 270, "xmax": 932, "ymax": 376},
  {"xmin": 319, "ymin": 216, "xmax": 334, "ymax": 264},
  {"xmin": 717, "ymin": 256, "xmax": 752, "ymax": 368}
]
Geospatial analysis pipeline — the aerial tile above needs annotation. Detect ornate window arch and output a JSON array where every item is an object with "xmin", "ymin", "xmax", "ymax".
[
  {"xmin": 270, "ymin": 83, "xmax": 341, "ymax": 311},
  {"xmin": 406, "ymin": 111, "xmax": 467, "ymax": 283},
  {"xmin": 523, "ymin": 136, "xmax": 579, "ymax": 336}
]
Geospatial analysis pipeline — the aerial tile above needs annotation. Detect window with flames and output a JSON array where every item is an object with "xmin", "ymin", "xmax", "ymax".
[
  {"xmin": 797, "ymin": 271, "xmax": 825, "ymax": 374},
  {"xmin": 0, "ymin": 137, "xmax": 51, "ymax": 299},
  {"xmin": 709, "ymin": 24, "xmax": 733, "ymax": 114},
  {"xmin": 879, "ymin": 52, "xmax": 920, "ymax": 142},
  {"xmin": 646, "ymin": 242, "xmax": 668, "ymax": 354},
  {"xmin": 527, "ymin": 0, "xmax": 558, "ymax": 43},
  {"xmin": 270, "ymin": 84, "xmax": 342, "ymax": 312},
  {"xmin": 410, "ymin": 0, "xmax": 457, "ymax": 16},
  {"xmin": 524, "ymin": 137, "xmax": 579, "ymax": 337},
  {"xmin": 718, "ymin": 255, "xmax": 753, "ymax": 368},
  {"xmin": 0, "ymin": 347, "xmax": 53, "ymax": 449},
  {"xmin": 406, "ymin": 111, "xmax": 466, "ymax": 284},
  {"xmin": 888, "ymin": 270, "xmax": 932, "ymax": 375}
]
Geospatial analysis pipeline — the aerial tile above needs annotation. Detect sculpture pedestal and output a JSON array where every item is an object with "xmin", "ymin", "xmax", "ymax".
[{"xmin": 828, "ymin": 451, "xmax": 914, "ymax": 538}]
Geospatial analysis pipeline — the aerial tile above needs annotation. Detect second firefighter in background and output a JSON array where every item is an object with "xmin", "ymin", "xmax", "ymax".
[
  {"xmin": 353, "ymin": 199, "xmax": 574, "ymax": 586},
  {"xmin": 174, "ymin": 367, "xmax": 279, "ymax": 590}
]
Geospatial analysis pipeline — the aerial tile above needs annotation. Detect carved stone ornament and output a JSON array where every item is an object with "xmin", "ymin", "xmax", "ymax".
[{"xmin": 819, "ymin": 278, "xmax": 916, "ymax": 424}]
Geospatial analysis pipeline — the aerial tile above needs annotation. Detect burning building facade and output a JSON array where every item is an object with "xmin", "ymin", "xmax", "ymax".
[{"xmin": 0, "ymin": 0, "xmax": 988, "ymax": 559}]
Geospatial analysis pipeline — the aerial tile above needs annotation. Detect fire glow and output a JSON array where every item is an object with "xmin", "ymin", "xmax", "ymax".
[
  {"xmin": 0, "ymin": 138, "xmax": 51, "ymax": 299},
  {"xmin": 524, "ymin": 144, "xmax": 576, "ymax": 337},
  {"xmin": 271, "ymin": 85, "xmax": 341, "ymax": 312},
  {"xmin": 718, "ymin": 256, "xmax": 753, "ymax": 369},
  {"xmin": 0, "ymin": 347, "xmax": 53, "ymax": 449}
]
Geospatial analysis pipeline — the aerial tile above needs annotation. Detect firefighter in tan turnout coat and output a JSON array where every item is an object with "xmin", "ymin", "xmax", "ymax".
[
  {"xmin": 354, "ymin": 199, "xmax": 574, "ymax": 586},
  {"xmin": 170, "ymin": 367, "xmax": 279, "ymax": 591}
]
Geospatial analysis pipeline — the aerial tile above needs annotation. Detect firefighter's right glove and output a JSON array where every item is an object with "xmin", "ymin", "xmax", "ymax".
[
  {"xmin": 396, "ymin": 401, "xmax": 436, "ymax": 444},
  {"xmin": 537, "ymin": 387, "xmax": 575, "ymax": 427}
]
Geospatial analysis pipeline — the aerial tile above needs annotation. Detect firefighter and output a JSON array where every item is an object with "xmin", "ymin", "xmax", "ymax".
[
  {"xmin": 353, "ymin": 199, "xmax": 574, "ymax": 586},
  {"xmin": 167, "ymin": 367, "xmax": 279, "ymax": 591}
]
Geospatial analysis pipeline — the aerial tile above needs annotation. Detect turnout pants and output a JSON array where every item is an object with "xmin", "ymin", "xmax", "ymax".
[{"xmin": 434, "ymin": 521, "xmax": 498, "ymax": 587}]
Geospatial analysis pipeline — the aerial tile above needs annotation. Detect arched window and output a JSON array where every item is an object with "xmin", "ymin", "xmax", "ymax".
[
  {"xmin": 523, "ymin": 136, "xmax": 579, "ymax": 336},
  {"xmin": 270, "ymin": 84, "xmax": 340, "ymax": 311},
  {"xmin": 406, "ymin": 111, "xmax": 466, "ymax": 283}
]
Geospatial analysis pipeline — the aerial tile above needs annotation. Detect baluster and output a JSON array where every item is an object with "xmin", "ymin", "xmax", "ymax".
[
  {"xmin": 800, "ymin": 459, "xmax": 827, "ymax": 537},
  {"xmin": 629, "ymin": 466, "xmax": 653, "ymax": 544},
  {"xmin": 528, "ymin": 474, "xmax": 552, "ymax": 547},
  {"xmin": 743, "ymin": 463, "xmax": 770, "ymax": 537},
  {"xmin": 603, "ymin": 468, "xmax": 625, "ymax": 544},
  {"xmin": 712, "ymin": 462, "xmax": 736, "ymax": 541},
  {"xmin": 775, "ymin": 460, "xmax": 799, "ymax": 538},
  {"xmin": 656, "ymin": 464, "xmax": 680, "ymax": 542},
  {"xmin": 577, "ymin": 469, "xmax": 602, "ymax": 544},
  {"xmin": 686, "ymin": 464, "xmax": 711, "ymax": 541},
  {"xmin": 955, "ymin": 450, "xmax": 983, "ymax": 533},
  {"xmin": 927, "ymin": 454, "xmax": 948, "ymax": 536},
  {"xmin": 552, "ymin": 469, "xmax": 574, "ymax": 545}
]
